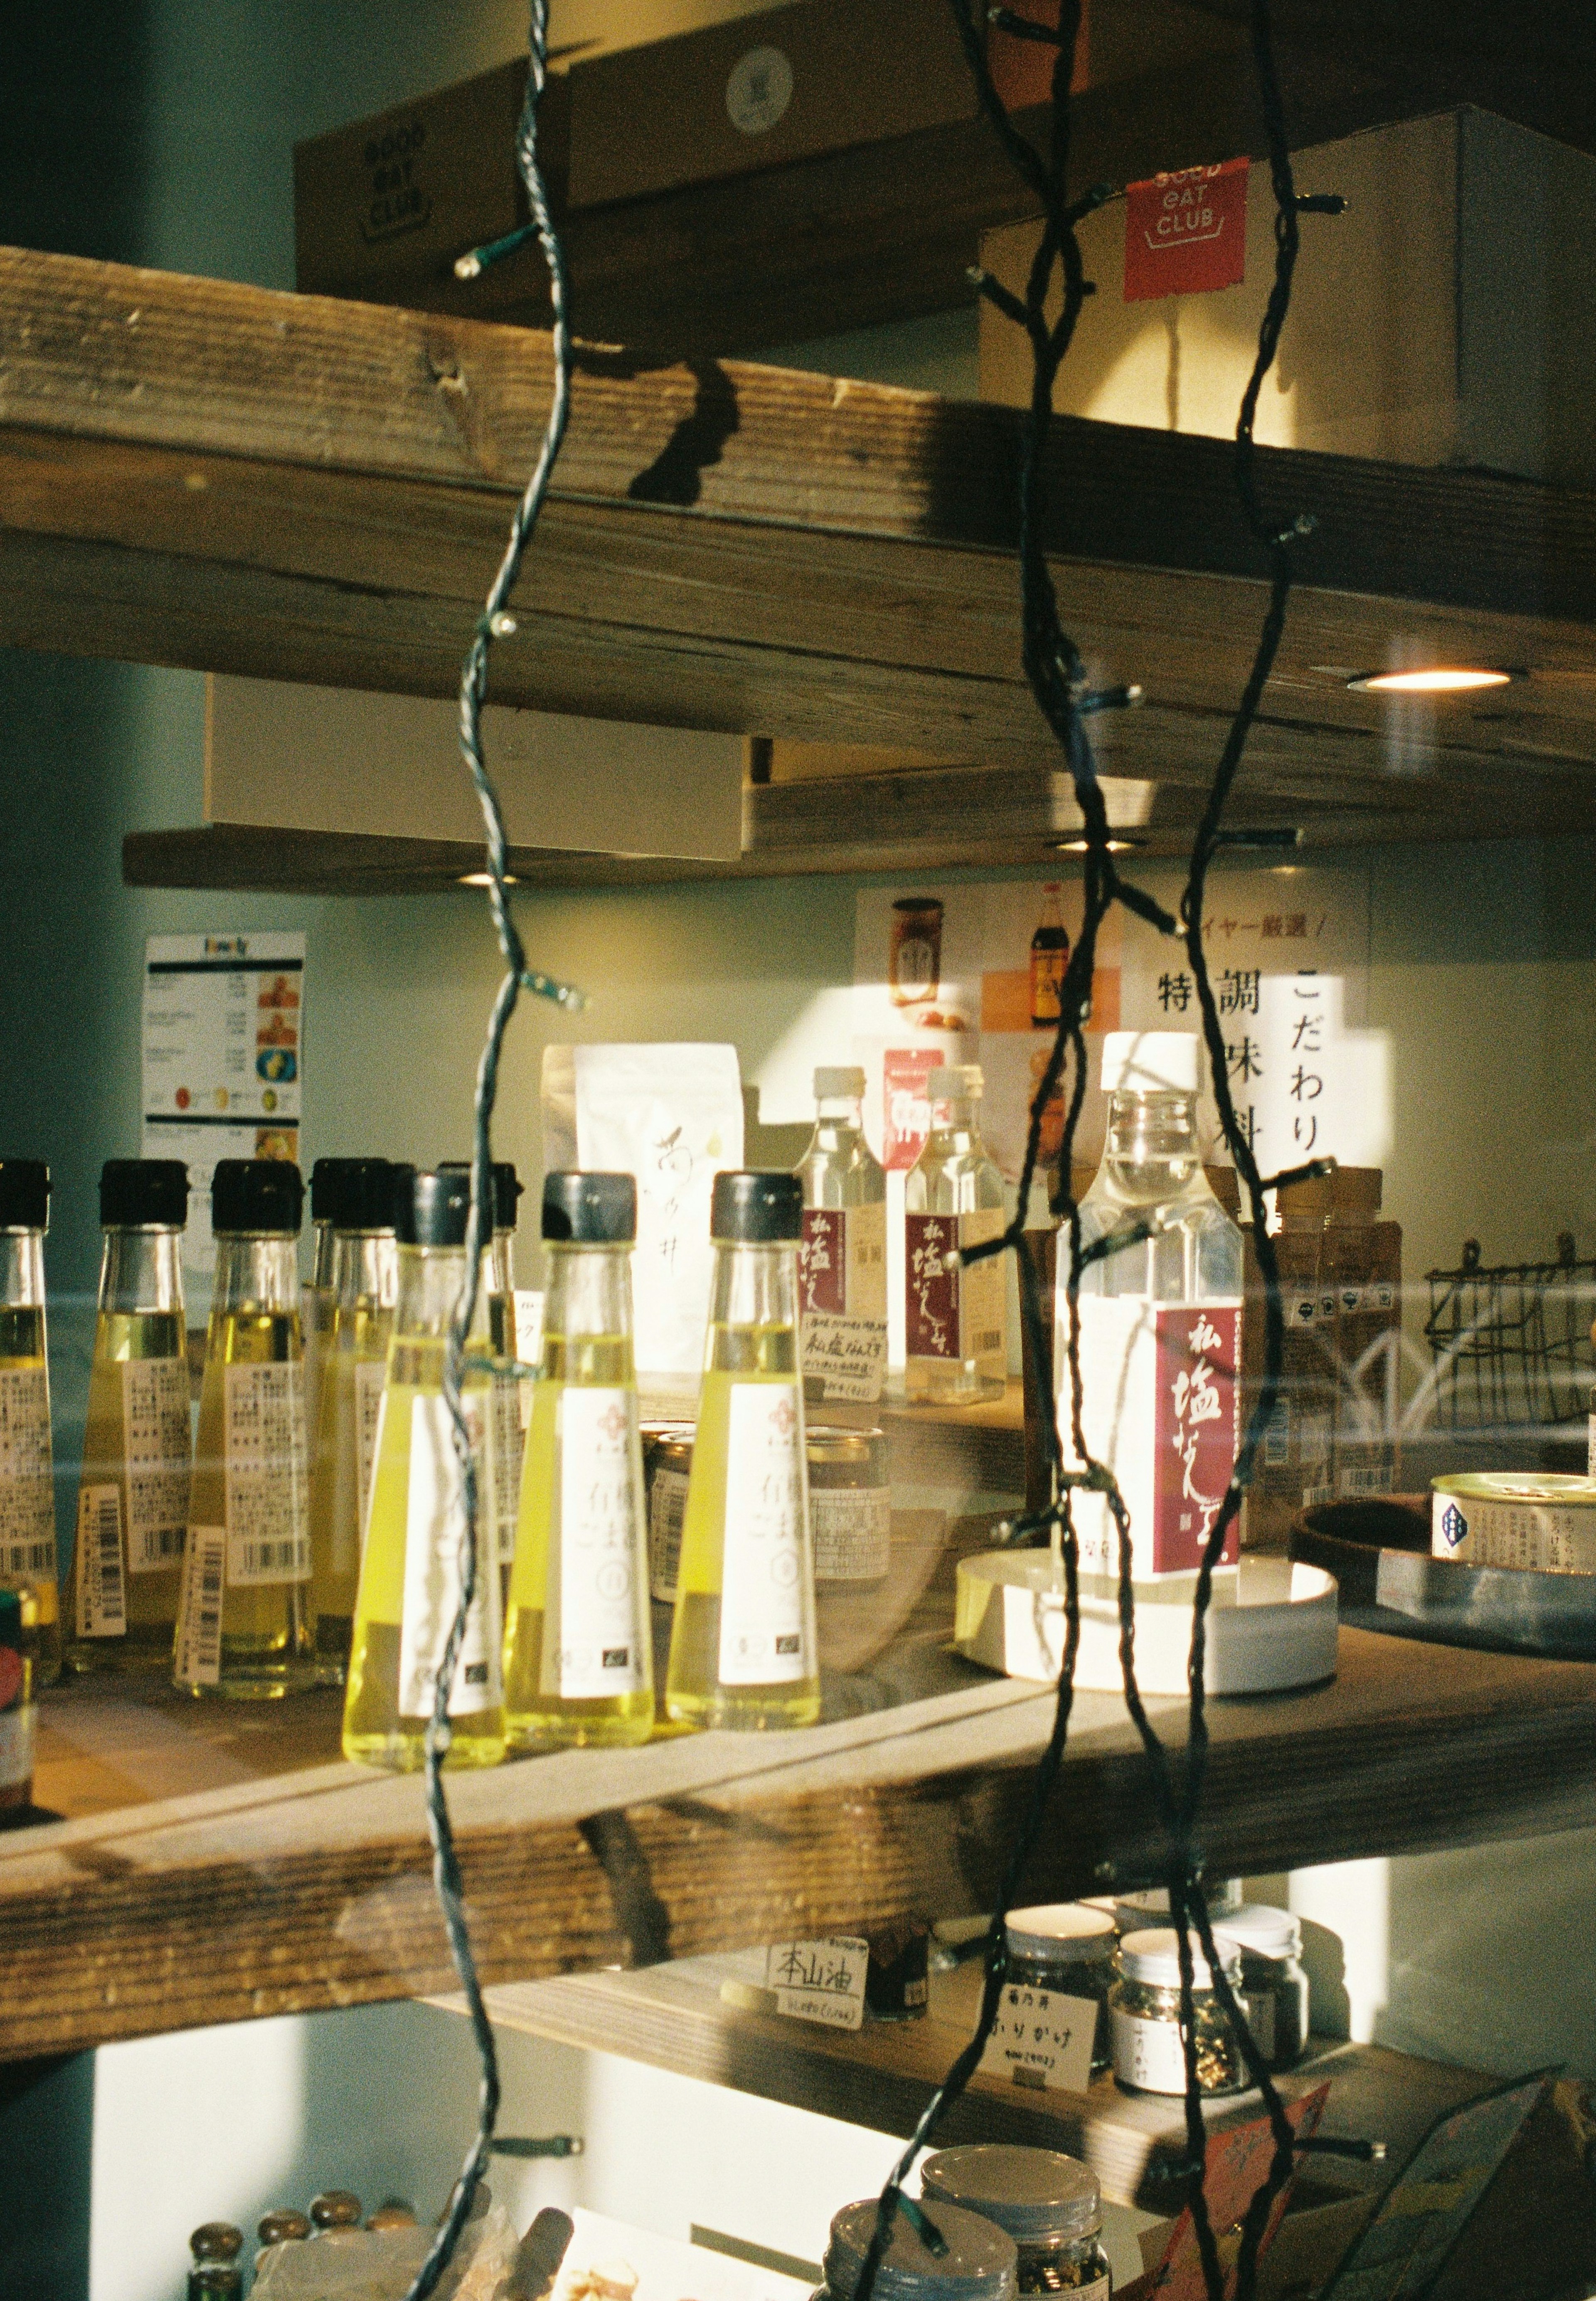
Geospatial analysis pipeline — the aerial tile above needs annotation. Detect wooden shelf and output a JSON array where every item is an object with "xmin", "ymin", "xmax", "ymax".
[
  {"xmin": 0, "ymin": 248, "xmax": 1591, "ymax": 888},
  {"xmin": 457, "ymin": 1958, "xmax": 1483, "ymax": 2214},
  {"xmin": 11, "ymin": 1622, "xmax": 1596, "ymax": 2063}
]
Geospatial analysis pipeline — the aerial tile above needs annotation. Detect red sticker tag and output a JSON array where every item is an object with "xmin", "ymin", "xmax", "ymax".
[{"xmin": 1124, "ymin": 158, "xmax": 1249, "ymax": 302}]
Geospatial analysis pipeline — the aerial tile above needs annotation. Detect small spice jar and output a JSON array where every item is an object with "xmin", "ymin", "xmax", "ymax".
[
  {"xmin": 818, "ymin": 2198, "xmax": 1017, "ymax": 2301},
  {"xmin": 921, "ymin": 2146, "xmax": 1111, "ymax": 2299},
  {"xmin": 1108, "ymin": 1929, "xmax": 1247, "ymax": 2098},
  {"xmin": 1005, "ymin": 1905, "xmax": 1116, "ymax": 2075},
  {"xmin": 1112, "ymin": 1880, "xmax": 1242, "ymax": 1935},
  {"xmin": 643, "ymin": 1426, "xmax": 693, "ymax": 1604},
  {"xmin": 808, "ymin": 1426, "xmax": 891, "ymax": 1584},
  {"xmin": 1218, "ymin": 1904, "xmax": 1309, "ymax": 2072}
]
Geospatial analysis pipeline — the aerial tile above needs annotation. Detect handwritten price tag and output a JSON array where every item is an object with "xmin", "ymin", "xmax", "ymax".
[
  {"xmin": 980, "ymin": 1983, "xmax": 1097, "ymax": 2094},
  {"xmin": 765, "ymin": 1936, "xmax": 870, "ymax": 2030},
  {"xmin": 800, "ymin": 1314, "xmax": 888, "ymax": 1404}
]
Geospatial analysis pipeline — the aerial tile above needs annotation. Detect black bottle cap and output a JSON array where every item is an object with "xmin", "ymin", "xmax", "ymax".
[
  {"xmin": 101, "ymin": 1158, "xmax": 188, "ymax": 1229},
  {"xmin": 257, "ymin": 2211, "xmax": 312, "ymax": 2247},
  {"xmin": 190, "ymin": 2226, "xmax": 244, "ymax": 2262},
  {"xmin": 0, "ymin": 1588, "xmax": 20, "ymax": 1652},
  {"xmin": 388, "ymin": 1163, "xmax": 417, "ymax": 1244},
  {"xmin": 0, "ymin": 1161, "xmax": 49, "ymax": 1231},
  {"xmin": 210, "ymin": 1159, "xmax": 303, "ymax": 1236},
  {"xmin": 410, "ymin": 1168, "xmax": 472, "ymax": 1248},
  {"xmin": 711, "ymin": 1170, "xmax": 803, "ymax": 1244},
  {"xmin": 325, "ymin": 1158, "xmax": 395, "ymax": 1232},
  {"xmin": 309, "ymin": 1157, "xmax": 365, "ymax": 1224},
  {"xmin": 439, "ymin": 1159, "xmax": 524, "ymax": 1231},
  {"xmin": 542, "ymin": 1171, "xmax": 637, "ymax": 1244}
]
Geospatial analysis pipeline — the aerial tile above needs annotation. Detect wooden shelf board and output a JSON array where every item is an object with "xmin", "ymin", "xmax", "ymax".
[
  {"xmin": 0, "ymin": 248, "xmax": 1591, "ymax": 883},
  {"xmin": 454, "ymin": 1958, "xmax": 1483, "ymax": 2213},
  {"xmin": 10, "ymin": 1620, "xmax": 1596, "ymax": 2064}
]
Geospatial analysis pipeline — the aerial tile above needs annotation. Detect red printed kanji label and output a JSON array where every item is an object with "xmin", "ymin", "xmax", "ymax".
[
  {"xmin": 799, "ymin": 1209, "xmax": 846, "ymax": 1316},
  {"xmin": 1153, "ymin": 1304, "xmax": 1241, "ymax": 1574},
  {"xmin": 1124, "ymin": 158, "xmax": 1249, "ymax": 302}
]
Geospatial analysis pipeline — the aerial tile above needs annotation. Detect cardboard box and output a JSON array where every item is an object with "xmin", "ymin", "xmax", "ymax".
[{"xmin": 980, "ymin": 107, "xmax": 1596, "ymax": 490}]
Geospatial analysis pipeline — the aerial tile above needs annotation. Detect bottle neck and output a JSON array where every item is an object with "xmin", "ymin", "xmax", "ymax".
[
  {"xmin": 544, "ymin": 1242, "xmax": 633, "ymax": 1344},
  {"xmin": 927, "ymin": 1094, "xmax": 983, "ymax": 1151},
  {"xmin": 310, "ymin": 1218, "xmax": 336, "ymax": 1290},
  {"xmin": 331, "ymin": 1228, "xmax": 397, "ymax": 1311},
  {"xmin": 709, "ymin": 1240, "xmax": 798, "ymax": 1333},
  {"xmin": 393, "ymin": 1242, "xmax": 492, "ymax": 1341},
  {"xmin": 100, "ymin": 1225, "xmax": 185, "ymax": 1316},
  {"xmin": 1101, "ymin": 1089, "xmax": 1203, "ymax": 1201},
  {"xmin": 212, "ymin": 1232, "xmax": 300, "ymax": 1317},
  {"xmin": 815, "ymin": 1094, "xmax": 865, "ymax": 1136},
  {"xmin": 0, "ymin": 1230, "xmax": 46, "ymax": 1311}
]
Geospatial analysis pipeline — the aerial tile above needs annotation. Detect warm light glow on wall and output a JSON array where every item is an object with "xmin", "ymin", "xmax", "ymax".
[{"xmin": 1347, "ymin": 668, "xmax": 1515, "ymax": 694}]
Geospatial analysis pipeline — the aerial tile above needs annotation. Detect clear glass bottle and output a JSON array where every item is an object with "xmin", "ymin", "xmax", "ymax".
[
  {"xmin": 1066, "ymin": 1032, "xmax": 1244, "ymax": 1582},
  {"xmin": 1108, "ymin": 1927, "xmax": 1246, "ymax": 2097},
  {"xmin": 0, "ymin": 1161, "xmax": 60, "ymax": 1688},
  {"xmin": 1004, "ymin": 1904, "xmax": 1117, "ymax": 2077},
  {"xmin": 65, "ymin": 1160, "xmax": 191, "ymax": 1673},
  {"xmin": 819, "ymin": 2198, "xmax": 1016, "ymax": 2301},
  {"xmin": 904, "ymin": 1067, "xmax": 1007, "ymax": 1406},
  {"xmin": 504, "ymin": 1172, "xmax": 653, "ymax": 1749},
  {"xmin": 441, "ymin": 1159, "xmax": 525, "ymax": 1596},
  {"xmin": 175, "ymin": 1160, "xmax": 313, "ymax": 1697},
  {"xmin": 308, "ymin": 1158, "xmax": 398, "ymax": 1685},
  {"xmin": 1030, "ymin": 884, "xmax": 1071, "ymax": 1029},
  {"xmin": 921, "ymin": 2146, "xmax": 1110, "ymax": 2298},
  {"xmin": 666, "ymin": 1172, "xmax": 820, "ymax": 1730},
  {"xmin": 343, "ymin": 1169, "xmax": 505, "ymax": 1770},
  {"xmin": 795, "ymin": 1066, "xmax": 887, "ymax": 1407},
  {"xmin": 304, "ymin": 1158, "xmax": 359, "ymax": 1473}
]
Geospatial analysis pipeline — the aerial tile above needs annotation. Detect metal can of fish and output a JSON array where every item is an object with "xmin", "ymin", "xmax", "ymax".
[{"xmin": 1431, "ymin": 1471, "xmax": 1596, "ymax": 1574}]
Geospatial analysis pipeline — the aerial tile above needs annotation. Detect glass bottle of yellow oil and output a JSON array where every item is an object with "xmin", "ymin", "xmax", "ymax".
[
  {"xmin": 308, "ymin": 1158, "xmax": 397, "ymax": 1685},
  {"xmin": 174, "ymin": 1160, "xmax": 314, "ymax": 1698},
  {"xmin": 342, "ymin": 1169, "xmax": 505, "ymax": 1769},
  {"xmin": 64, "ymin": 1160, "xmax": 192, "ymax": 1673},
  {"xmin": 441, "ymin": 1158, "xmax": 525, "ymax": 1595},
  {"xmin": 303, "ymin": 1158, "xmax": 357, "ymax": 1472},
  {"xmin": 0, "ymin": 1161, "xmax": 60, "ymax": 1687},
  {"xmin": 504, "ymin": 1172, "xmax": 652, "ymax": 1748},
  {"xmin": 666, "ymin": 1171, "xmax": 819, "ymax": 1730}
]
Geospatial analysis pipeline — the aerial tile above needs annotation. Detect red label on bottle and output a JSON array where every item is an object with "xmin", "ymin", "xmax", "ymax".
[
  {"xmin": 882, "ymin": 1047, "xmax": 941, "ymax": 1172},
  {"xmin": 906, "ymin": 1214, "xmax": 960, "ymax": 1360},
  {"xmin": 1152, "ymin": 1304, "xmax": 1241, "ymax": 1572},
  {"xmin": 799, "ymin": 1209, "xmax": 846, "ymax": 1316},
  {"xmin": 1124, "ymin": 158, "xmax": 1249, "ymax": 302}
]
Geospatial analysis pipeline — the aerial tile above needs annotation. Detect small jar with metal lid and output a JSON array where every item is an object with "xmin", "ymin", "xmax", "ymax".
[
  {"xmin": 817, "ymin": 2198, "xmax": 1017, "ymax": 2301},
  {"xmin": 921, "ymin": 2146, "xmax": 1111, "ymax": 2298},
  {"xmin": 1108, "ymin": 1929, "xmax": 1247, "ymax": 2097},
  {"xmin": 808, "ymin": 1426, "xmax": 891, "ymax": 1584},
  {"xmin": 1005, "ymin": 1904, "xmax": 1116, "ymax": 2075},
  {"xmin": 1219, "ymin": 1904, "xmax": 1308, "ymax": 2071},
  {"xmin": 643, "ymin": 1426, "xmax": 693, "ymax": 1605},
  {"xmin": 1112, "ymin": 1879, "xmax": 1242, "ymax": 1935}
]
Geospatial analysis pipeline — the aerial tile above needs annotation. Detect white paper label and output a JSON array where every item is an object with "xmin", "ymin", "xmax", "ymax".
[
  {"xmin": 982, "ymin": 1983, "xmax": 1097, "ymax": 2094},
  {"xmin": 74, "ymin": 1484, "xmax": 126, "ymax": 1638},
  {"xmin": 1242, "ymin": 1986, "xmax": 1277, "ymax": 2062},
  {"xmin": 0, "ymin": 1705, "xmax": 32, "ymax": 1789},
  {"xmin": 0, "ymin": 1365, "xmax": 55, "ymax": 1580},
  {"xmin": 718, "ymin": 1382, "xmax": 810, "ymax": 1686},
  {"xmin": 552, "ymin": 1388, "xmax": 646, "ymax": 1699},
  {"xmin": 765, "ymin": 1937, "xmax": 869, "ymax": 2029},
  {"xmin": 224, "ymin": 1362, "xmax": 310, "ymax": 1584},
  {"xmin": 175, "ymin": 1525, "xmax": 226, "ymax": 1686},
  {"xmin": 123, "ymin": 1357, "xmax": 191, "ymax": 1571},
  {"xmin": 493, "ymin": 1371, "xmax": 525, "ymax": 1566},
  {"xmin": 1110, "ymin": 2004, "xmax": 1190, "ymax": 2094},
  {"xmin": 397, "ymin": 1394, "xmax": 502, "ymax": 1719},
  {"xmin": 648, "ymin": 1466, "xmax": 689, "ymax": 1604},
  {"xmin": 355, "ymin": 1359, "xmax": 387, "ymax": 1546},
  {"xmin": 801, "ymin": 1314, "xmax": 889, "ymax": 1404},
  {"xmin": 811, "ymin": 1486, "xmax": 891, "ymax": 1582}
]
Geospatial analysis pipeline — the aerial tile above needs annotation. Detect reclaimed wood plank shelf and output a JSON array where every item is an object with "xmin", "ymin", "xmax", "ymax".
[
  {"xmin": 0, "ymin": 248, "xmax": 1592, "ymax": 890},
  {"xmin": 456, "ymin": 1957, "xmax": 1486, "ymax": 2212},
  {"xmin": 10, "ymin": 1626, "xmax": 1596, "ymax": 2064}
]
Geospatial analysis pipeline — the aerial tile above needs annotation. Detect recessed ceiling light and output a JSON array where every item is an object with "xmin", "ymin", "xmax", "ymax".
[
  {"xmin": 458, "ymin": 870, "xmax": 520, "ymax": 887},
  {"xmin": 1052, "ymin": 835, "xmax": 1145, "ymax": 854},
  {"xmin": 1347, "ymin": 667, "xmax": 1516, "ymax": 695}
]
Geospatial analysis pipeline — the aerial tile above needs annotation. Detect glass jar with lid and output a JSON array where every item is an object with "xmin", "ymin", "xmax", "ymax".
[
  {"xmin": 1217, "ymin": 1904, "xmax": 1309, "ymax": 2071},
  {"xmin": 1112, "ymin": 1878, "xmax": 1242, "ymax": 1934},
  {"xmin": 809, "ymin": 1425, "xmax": 891, "ymax": 1584},
  {"xmin": 1005, "ymin": 1904, "xmax": 1116, "ymax": 2075},
  {"xmin": 921, "ymin": 2146, "xmax": 1110, "ymax": 2298},
  {"xmin": 1108, "ymin": 1927, "xmax": 1247, "ymax": 2097},
  {"xmin": 817, "ymin": 2198, "xmax": 1016, "ymax": 2301}
]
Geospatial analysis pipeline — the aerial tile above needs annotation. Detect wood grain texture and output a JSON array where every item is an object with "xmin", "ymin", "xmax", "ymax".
[{"xmin": 10, "ymin": 1628, "xmax": 1596, "ymax": 2061}]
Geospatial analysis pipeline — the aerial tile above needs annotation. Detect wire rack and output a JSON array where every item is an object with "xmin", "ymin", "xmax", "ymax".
[{"xmin": 1424, "ymin": 1234, "xmax": 1596, "ymax": 1429}]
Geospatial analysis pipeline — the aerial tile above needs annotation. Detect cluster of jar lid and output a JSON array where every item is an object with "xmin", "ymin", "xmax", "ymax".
[
  {"xmin": 187, "ymin": 2191, "xmax": 418, "ymax": 2299},
  {"xmin": 821, "ymin": 2145, "xmax": 1110, "ymax": 2301}
]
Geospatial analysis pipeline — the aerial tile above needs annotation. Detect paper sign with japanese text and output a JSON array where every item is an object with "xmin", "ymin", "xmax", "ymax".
[
  {"xmin": 765, "ymin": 1936, "xmax": 870, "ymax": 2030},
  {"xmin": 1150, "ymin": 2083, "xmax": 1329, "ymax": 2301},
  {"xmin": 980, "ymin": 1981, "xmax": 1097, "ymax": 2095},
  {"xmin": 1125, "ymin": 159, "xmax": 1249, "ymax": 302}
]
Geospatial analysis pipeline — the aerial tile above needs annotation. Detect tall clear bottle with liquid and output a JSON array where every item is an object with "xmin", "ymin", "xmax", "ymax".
[
  {"xmin": 307, "ymin": 1159, "xmax": 397, "ymax": 1683},
  {"xmin": 441, "ymin": 1158, "xmax": 525, "ymax": 1595},
  {"xmin": 904, "ymin": 1067, "xmax": 1007, "ymax": 1406},
  {"xmin": 65, "ymin": 1160, "xmax": 192, "ymax": 1672},
  {"xmin": 504, "ymin": 1172, "xmax": 653, "ymax": 1748},
  {"xmin": 794, "ymin": 1066, "xmax": 887, "ymax": 1406},
  {"xmin": 174, "ymin": 1160, "xmax": 314, "ymax": 1697},
  {"xmin": 303, "ymin": 1158, "xmax": 357, "ymax": 1471},
  {"xmin": 0, "ymin": 1162, "xmax": 60, "ymax": 1687},
  {"xmin": 342, "ymin": 1170, "xmax": 504, "ymax": 1769},
  {"xmin": 1064, "ymin": 1031, "xmax": 1244, "ymax": 1581},
  {"xmin": 666, "ymin": 1172, "xmax": 818, "ymax": 1730}
]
